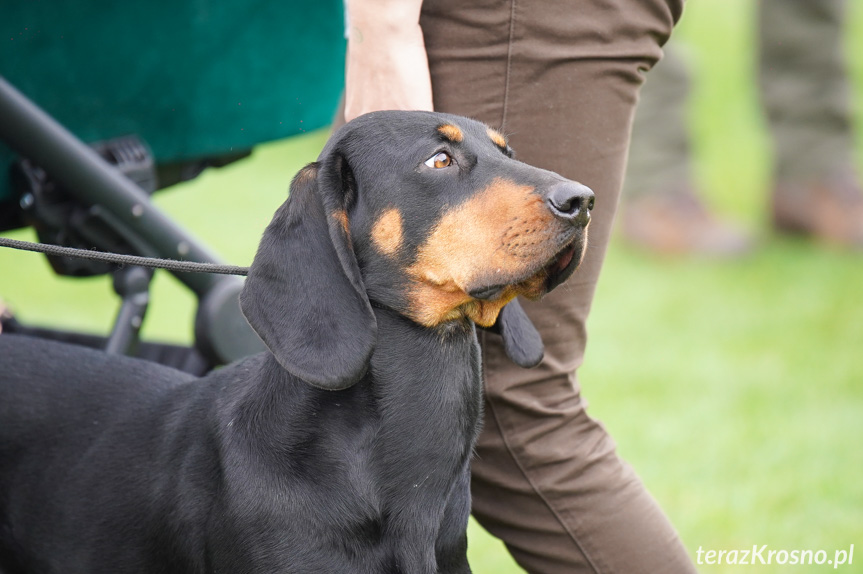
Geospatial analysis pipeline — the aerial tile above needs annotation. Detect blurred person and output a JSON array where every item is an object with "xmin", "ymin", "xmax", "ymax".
[
  {"xmin": 344, "ymin": 0, "xmax": 698, "ymax": 572},
  {"xmin": 620, "ymin": 0, "xmax": 863, "ymax": 254}
]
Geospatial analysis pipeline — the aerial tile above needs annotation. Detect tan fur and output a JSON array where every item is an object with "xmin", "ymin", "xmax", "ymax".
[
  {"xmin": 332, "ymin": 209, "xmax": 350, "ymax": 237},
  {"xmin": 486, "ymin": 127, "xmax": 508, "ymax": 150},
  {"xmin": 437, "ymin": 124, "xmax": 464, "ymax": 143},
  {"xmin": 371, "ymin": 208, "xmax": 404, "ymax": 256},
  {"xmin": 406, "ymin": 178, "xmax": 559, "ymax": 326}
]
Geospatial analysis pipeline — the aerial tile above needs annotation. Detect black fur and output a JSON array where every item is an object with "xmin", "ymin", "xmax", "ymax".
[{"xmin": 0, "ymin": 111, "xmax": 592, "ymax": 573}]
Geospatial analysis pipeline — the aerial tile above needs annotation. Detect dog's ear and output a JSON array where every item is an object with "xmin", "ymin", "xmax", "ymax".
[
  {"xmin": 491, "ymin": 299, "xmax": 544, "ymax": 368},
  {"xmin": 240, "ymin": 158, "xmax": 376, "ymax": 390}
]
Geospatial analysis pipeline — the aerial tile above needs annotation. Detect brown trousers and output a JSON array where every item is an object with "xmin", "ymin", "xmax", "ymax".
[{"xmin": 419, "ymin": 1, "xmax": 696, "ymax": 572}]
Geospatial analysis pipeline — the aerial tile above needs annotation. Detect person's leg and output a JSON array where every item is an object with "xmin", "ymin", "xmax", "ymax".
[
  {"xmin": 760, "ymin": 0, "xmax": 863, "ymax": 246},
  {"xmin": 421, "ymin": 1, "xmax": 696, "ymax": 572},
  {"xmin": 619, "ymin": 42, "xmax": 751, "ymax": 256},
  {"xmin": 624, "ymin": 43, "xmax": 694, "ymax": 199},
  {"xmin": 759, "ymin": 0, "xmax": 853, "ymax": 183}
]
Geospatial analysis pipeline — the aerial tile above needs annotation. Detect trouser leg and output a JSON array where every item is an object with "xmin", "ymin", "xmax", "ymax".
[
  {"xmin": 421, "ymin": 1, "xmax": 696, "ymax": 572},
  {"xmin": 617, "ymin": 37, "xmax": 751, "ymax": 257},
  {"xmin": 759, "ymin": 0, "xmax": 854, "ymax": 182},
  {"xmin": 623, "ymin": 42, "xmax": 694, "ymax": 198}
]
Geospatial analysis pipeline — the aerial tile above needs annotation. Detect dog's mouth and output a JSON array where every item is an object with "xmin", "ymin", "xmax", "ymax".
[
  {"xmin": 409, "ymin": 228, "xmax": 588, "ymax": 328},
  {"xmin": 468, "ymin": 236, "xmax": 585, "ymax": 303},
  {"xmin": 543, "ymin": 240, "xmax": 582, "ymax": 292}
]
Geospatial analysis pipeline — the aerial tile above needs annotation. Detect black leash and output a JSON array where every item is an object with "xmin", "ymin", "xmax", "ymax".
[{"xmin": 0, "ymin": 236, "xmax": 249, "ymax": 276}]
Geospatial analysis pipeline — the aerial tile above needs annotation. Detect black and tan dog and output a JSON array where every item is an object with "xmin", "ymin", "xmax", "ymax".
[{"xmin": 0, "ymin": 111, "xmax": 593, "ymax": 573}]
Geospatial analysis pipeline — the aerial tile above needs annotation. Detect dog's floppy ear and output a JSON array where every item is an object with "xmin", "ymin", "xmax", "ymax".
[
  {"xmin": 490, "ymin": 299, "xmax": 544, "ymax": 368},
  {"xmin": 240, "ymin": 158, "xmax": 376, "ymax": 390}
]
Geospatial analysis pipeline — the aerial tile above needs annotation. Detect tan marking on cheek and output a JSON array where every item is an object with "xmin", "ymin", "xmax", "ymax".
[
  {"xmin": 405, "ymin": 178, "xmax": 558, "ymax": 326},
  {"xmin": 409, "ymin": 178, "xmax": 538, "ymax": 285},
  {"xmin": 487, "ymin": 127, "xmax": 507, "ymax": 150},
  {"xmin": 437, "ymin": 124, "xmax": 464, "ymax": 143},
  {"xmin": 332, "ymin": 209, "xmax": 350, "ymax": 236},
  {"xmin": 371, "ymin": 208, "xmax": 404, "ymax": 256}
]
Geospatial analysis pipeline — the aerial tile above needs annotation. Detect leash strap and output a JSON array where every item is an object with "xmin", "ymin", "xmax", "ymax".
[{"xmin": 0, "ymin": 236, "xmax": 249, "ymax": 276}]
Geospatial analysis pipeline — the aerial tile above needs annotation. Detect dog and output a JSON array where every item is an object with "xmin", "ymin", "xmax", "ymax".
[{"xmin": 0, "ymin": 111, "xmax": 593, "ymax": 573}]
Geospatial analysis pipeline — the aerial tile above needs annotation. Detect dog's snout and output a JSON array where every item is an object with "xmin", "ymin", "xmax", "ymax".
[{"xmin": 546, "ymin": 182, "xmax": 594, "ymax": 224}]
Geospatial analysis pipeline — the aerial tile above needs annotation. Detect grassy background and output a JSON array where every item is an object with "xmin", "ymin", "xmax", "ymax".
[{"xmin": 1, "ymin": 0, "xmax": 861, "ymax": 572}]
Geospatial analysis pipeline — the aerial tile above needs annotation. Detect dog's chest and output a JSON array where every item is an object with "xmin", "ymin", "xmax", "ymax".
[
  {"xmin": 369, "ymin": 315, "xmax": 484, "ymax": 464},
  {"xmin": 213, "ymin": 322, "xmax": 482, "ymax": 572}
]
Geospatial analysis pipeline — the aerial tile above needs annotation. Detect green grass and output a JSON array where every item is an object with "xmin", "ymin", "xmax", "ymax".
[
  {"xmin": 582, "ymin": 1, "xmax": 863, "ymax": 573},
  {"xmin": 1, "ymin": 0, "xmax": 862, "ymax": 572}
]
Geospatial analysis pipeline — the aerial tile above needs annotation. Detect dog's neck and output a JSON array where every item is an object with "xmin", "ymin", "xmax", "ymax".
[
  {"xmin": 223, "ymin": 306, "xmax": 483, "ymax": 569},
  {"xmin": 365, "ymin": 307, "xmax": 484, "ymax": 468},
  {"xmin": 235, "ymin": 307, "xmax": 484, "ymax": 474}
]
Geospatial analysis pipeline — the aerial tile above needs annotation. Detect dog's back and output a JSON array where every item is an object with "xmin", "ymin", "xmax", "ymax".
[{"xmin": 0, "ymin": 335, "xmax": 221, "ymax": 573}]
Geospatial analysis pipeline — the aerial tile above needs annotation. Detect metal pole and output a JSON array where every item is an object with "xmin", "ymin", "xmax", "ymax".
[
  {"xmin": 0, "ymin": 75, "xmax": 223, "ymax": 296},
  {"xmin": 0, "ymin": 75, "xmax": 264, "ymax": 363}
]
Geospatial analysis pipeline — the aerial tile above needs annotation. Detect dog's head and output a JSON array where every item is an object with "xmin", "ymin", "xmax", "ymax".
[{"xmin": 241, "ymin": 111, "xmax": 593, "ymax": 390}]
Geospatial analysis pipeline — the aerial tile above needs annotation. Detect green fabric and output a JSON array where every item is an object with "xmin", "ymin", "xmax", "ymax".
[{"xmin": 0, "ymin": 0, "xmax": 346, "ymax": 201}]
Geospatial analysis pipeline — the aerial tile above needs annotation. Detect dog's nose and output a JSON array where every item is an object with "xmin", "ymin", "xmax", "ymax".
[{"xmin": 546, "ymin": 182, "xmax": 594, "ymax": 225}]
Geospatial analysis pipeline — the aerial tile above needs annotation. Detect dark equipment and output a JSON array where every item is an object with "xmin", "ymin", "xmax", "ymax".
[{"xmin": 0, "ymin": 0, "xmax": 346, "ymax": 371}]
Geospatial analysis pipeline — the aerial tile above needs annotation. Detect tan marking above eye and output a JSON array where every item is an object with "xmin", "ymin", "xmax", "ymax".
[
  {"xmin": 437, "ymin": 124, "xmax": 464, "ymax": 143},
  {"xmin": 486, "ymin": 127, "xmax": 508, "ymax": 150},
  {"xmin": 371, "ymin": 208, "xmax": 404, "ymax": 256}
]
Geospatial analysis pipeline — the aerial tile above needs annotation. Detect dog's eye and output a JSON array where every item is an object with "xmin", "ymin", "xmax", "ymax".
[{"xmin": 425, "ymin": 152, "xmax": 453, "ymax": 169}]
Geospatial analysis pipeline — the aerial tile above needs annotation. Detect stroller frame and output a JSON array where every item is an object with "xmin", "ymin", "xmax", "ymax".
[{"xmin": 0, "ymin": 75, "xmax": 264, "ymax": 371}]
